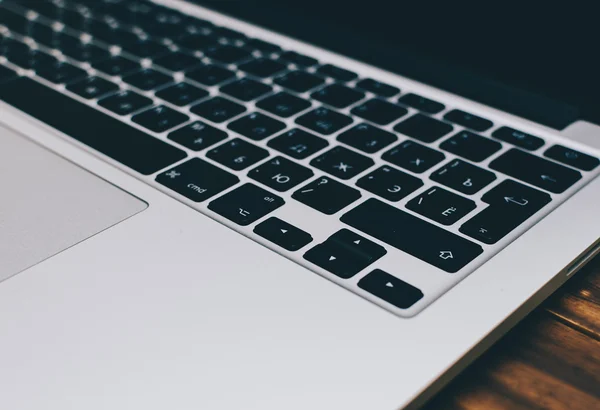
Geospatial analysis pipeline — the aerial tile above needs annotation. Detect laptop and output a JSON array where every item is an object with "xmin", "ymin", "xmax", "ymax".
[{"xmin": 0, "ymin": 1, "xmax": 598, "ymax": 409}]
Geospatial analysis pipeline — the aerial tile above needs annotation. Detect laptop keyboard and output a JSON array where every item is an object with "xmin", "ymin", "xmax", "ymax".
[{"xmin": 1, "ymin": 0, "xmax": 599, "ymax": 316}]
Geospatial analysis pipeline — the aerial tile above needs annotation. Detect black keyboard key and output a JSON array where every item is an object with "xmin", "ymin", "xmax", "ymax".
[
  {"xmin": 394, "ymin": 114, "xmax": 453, "ymax": 143},
  {"xmin": 296, "ymin": 107, "xmax": 353, "ymax": 135},
  {"xmin": 0, "ymin": 7, "xmax": 28, "ymax": 33},
  {"xmin": 444, "ymin": 109, "xmax": 493, "ymax": 132},
  {"xmin": 490, "ymin": 148, "xmax": 582, "ymax": 193},
  {"xmin": 544, "ymin": 145, "xmax": 599, "ymax": 171},
  {"xmin": 123, "ymin": 69, "xmax": 172, "ymax": 91},
  {"xmin": 311, "ymin": 84, "xmax": 365, "ymax": 109},
  {"xmin": 267, "ymin": 128, "xmax": 328, "ymax": 159},
  {"xmin": 6, "ymin": 48, "xmax": 55, "ymax": 70},
  {"xmin": 357, "ymin": 165, "xmax": 423, "ymax": 202},
  {"xmin": 310, "ymin": 146, "xmax": 374, "ymax": 179},
  {"xmin": 337, "ymin": 123, "xmax": 396, "ymax": 154},
  {"xmin": 66, "ymin": 76, "xmax": 119, "ymax": 99},
  {"xmin": 92, "ymin": 56, "xmax": 140, "ymax": 76},
  {"xmin": 132, "ymin": 105, "xmax": 189, "ymax": 133},
  {"xmin": 238, "ymin": 57, "xmax": 287, "ymax": 78},
  {"xmin": 382, "ymin": 140, "xmax": 445, "ymax": 173},
  {"xmin": 256, "ymin": 91, "xmax": 311, "ymax": 118},
  {"xmin": 328, "ymin": 229, "xmax": 387, "ymax": 262},
  {"xmin": 341, "ymin": 198, "xmax": 483, "ymax": 273},
  {"xmin": 27, "ymin": 23, "xmax": 61, "ymax": 47},
  {"xmin": 397, "ymin": 93, "xmax": 445, "ymax": 114},
  {"xmin": 36, "ymin": 61, "xmax": 87, "ymax": 84},
  {"xmin": 303, "ymin": 241, "xmax": 372, "ymax": 279},
  {"xmin": 155, "ymin": 82, "xmax": 209, "ymax": 107},
  {"xmin": 316, "ymin": 64, "xmax": 358, "ymax": 82},
  {"xmin": 213, "ymin": 27, "xmax": 246, "ymax": 42},
  {"xmin": 355, "ymin": 78, "xmax": 399, "ymax": 97},
  {"xmin": 0, "ymin": 77, "xmax": 186, "ymax": 174},
  {"xmin": 293, "ymin": 176, "xmax": 361, "ymax": 215},
  {"xmin": 358, "ymin": 269, "xmax": 424, "ymax": 310},
  {"xmin": 248, "ymin": 156, "xmax": 314, "ymax": 192},
  {"xmin": 208, "ymin": 183, "xmax": 284, "ymax": 226},
  {"xmin": 167, "ymin": 121, "xmax": 227, "ymax": 151},
  {"xmin": 228, "ymin": 112, "xmax": 286, "ymax": 141},
  {"xmin": 156, "ymin": 158, "xmax": 239, "ymax": 202},
  {"xmin": 460, "ymin": 180, "xmax": 551, "ymax": 244},
  {"xmin": 176, "ymin": 33, "xmax": 219, "ymax": 51},
  {"xmin": 407, "ymin": 186, "xmax": 476, "ymax": 225},
  {"xmin": 351, "ymin": 98, "xmax": 408, "ymax": 125},
  {"xmin": 431, "ymin": 159, "xmax": 496, "ymax": 195},
  {"xmin": 0, "ymin": 65, "xmax": 17, "ymax": 83},
  {"xmin": 254, "ymin": 217, "xmax": 312, "ymax": 252},
  {"xmin": 204, "ymin": 44, "xmax": 252, "ymax": 64},
  {"xmin": 244, "ymin": 38, "xmax": 281, "ymax": 53},
  {"xmin": 220, "ymin": 78, "xmax": 272, "ymax": 102},
  {"xmin": 206, "ymin": 138, "xmax": 269, "ymax": 171},
  {"xmin": 185, "ymin": 63, "xmax": 235, "ymax": 86},
  {"xmin": 97, "ymin": 89, "xmax": 153, "ymax": 115},
  {"xmin": 60, "ymin": 42, "xmax": 110, "ymax": 63},
  {"xmin": 153, "ymin": 51, "xmax": 202, "ymax": 72},
  {"xmin": 491, "ymin": 126, "xmax": 544, "ymax": 151},
  {"xmin": 190, "ymin": 96, "xmax": 246, "ymax": 123},
  {"xmin": 273, "ymin": 70, "xmax": 325, "ymax": 93},
  {"xmin": 439, "ymin": 131, "xmax": 502, "ymax": 162},
  {"xmin": 279, "ymin": 51, "xmax": 317, "ymax": 67}
]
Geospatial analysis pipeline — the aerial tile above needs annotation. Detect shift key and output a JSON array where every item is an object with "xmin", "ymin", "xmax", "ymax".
[{"xmin": 341, "ymin": 199, "xmax": 483, "ymax": 273}]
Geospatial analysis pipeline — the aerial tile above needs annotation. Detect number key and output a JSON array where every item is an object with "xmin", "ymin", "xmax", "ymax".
[{"xmin": 249, "ymin": 156, "xmax": 314, "ymax": 192}]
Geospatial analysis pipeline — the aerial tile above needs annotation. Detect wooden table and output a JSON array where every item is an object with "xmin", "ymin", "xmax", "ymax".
[{"xmin": 423, "ymin": 255, "xmax": 600, "ymax": 409}]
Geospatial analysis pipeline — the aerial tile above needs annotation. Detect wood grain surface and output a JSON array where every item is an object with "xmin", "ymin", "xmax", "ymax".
[{"xmin": 423, "ymin": 255, "xmax": 600, "ymax": 410}]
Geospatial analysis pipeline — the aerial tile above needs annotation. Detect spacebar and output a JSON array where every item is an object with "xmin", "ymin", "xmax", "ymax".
[
  {"xmin": 0, "ymin": 77, "xmax": 186, "ymax": 175},
  {"xmin": 340, "ymin": 199, "xmax": 483, "ymax": 273}
]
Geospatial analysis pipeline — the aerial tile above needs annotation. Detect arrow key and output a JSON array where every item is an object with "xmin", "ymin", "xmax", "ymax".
[
  {"xmin": 254, "ymin": 217, "xmax": 313, "ymax": 252},
  {"xmin": 328, "ymin": 229, "xmax": 387, "ymax": 262},
  {"xmin": 304, "ymin": 240, "xmax": 373, "ymax": 279},
  {"xmin": 358, "ymin": 269, "xmax": 424, "ymax": 309}
]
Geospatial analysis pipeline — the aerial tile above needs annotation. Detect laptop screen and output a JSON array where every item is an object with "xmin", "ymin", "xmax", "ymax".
[{"xmin": 199, "ymin": 2, "xmax": 599, "ymax": 130}]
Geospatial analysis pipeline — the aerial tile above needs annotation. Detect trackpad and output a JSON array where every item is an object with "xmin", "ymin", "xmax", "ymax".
[{"xmin": 0, "ymin": 125, "xmax": 147, "ymax": 280}]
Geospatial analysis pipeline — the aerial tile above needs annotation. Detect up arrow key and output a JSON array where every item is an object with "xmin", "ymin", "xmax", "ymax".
[
  {"xmin": 280, "ymin": 229, "xmax": 288, "ymax": 234},
  {"xmin": 385, "ymin": 282, "xmax": 394, "ymax": 288}
]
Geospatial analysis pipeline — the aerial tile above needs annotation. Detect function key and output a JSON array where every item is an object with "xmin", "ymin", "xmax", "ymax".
[
  {"xmin": 254, "ymin": 217, "xmax": 312, "ymax": 252},
  {"xmin": 168, "ymin": 121, "xmax": 228, "ymax": 151},
  {"xmin": 439, "ymin": 131, "xmax": 502, "ymax": 162},
  {"xmin": 351, "ymin": 98, "xmax": 408, "ymax": 125},
  {"xmin": 267, "ymin": 128, "xmax": 328, "ymax": 159},
  {"xmin": 430, "ymin": 159, "xmax": 497, "ymax": 195},
  {"xmin": 155, "ymin": 82, "xmax": 209, "ymax": 107},
  {"xmin": 443, "ymin": 109, "xmax": 493, "ymax": 132},
  {"xmin": 337, "ymin": 123, "xmax": 397, "ymax": 154},
  {"xmin": 256, "ymin": 92, "xmax": 312, "ymax": 118},
  {"xmin": 295, "ymin": 107, "xmax": 353, "ymax": 135},
  {"xmin": 190, "ymin": 96, "xmax": 246, "ymax": 123},
  {"xmin": 355, "ymin": 78, "xmax": 399, "ymax": 97},
  {"xmin": 274, "ymin": 70, "xmax": 325, "ymax": 93},
  {"xmin": 132, "ymin": 105, "xmax": 189, "ymax": 133},
  {"xmin": 208, "ymin": 183, "xmax": 284, "ymax": 226},
  {"xmin": 98, "ymin": 90, "xmax": 153, "ymax": 115},
  {"xmin": 244, "ymin": 38, "xmax": 281, "ymax": 53},
  {"xmin": 238, "ymin": 57, "xmax": 287, "ymax": 78},
  {"xmin": 228, "ymin": 112, "xmax": 286, "ymax": 141},
  {"xmin": 155, "ymin": 158, "xmax": 239, "ymax": 203},
  {"xmin": 278, "ymin": 51, "xmax": 318, "ymax": 67},
  {"xmin": 310, "ymin": 146, "xmax": 374, "ymax": 180},
  {"xmin": 153, "ymin": 51, "xmax": 202, "ymax": 72},
  {"xmin": 92, "ymin": 56, "xmax": 140, "ymax": 77},
  {"xmin": 293, "ymin": 176, "xmax": 361, "ymax": 215},
  {"xmin": 311, "ymin": 84, "xmax": 365, "ymax": 109},
  {"xmin": 204, "ymin": 44, "xmax": 253, "ymax": 64},
  {"xmin": 66, "ymin": 76, "xmax": 119, "ymax": 100},
  {"xmin": 220, "ymin": 78, "xmax": 272, "ymax": 102},
  {"xmin": 490, "ymin": 148, "xmax": 582, "ymax": 194},
  {"xmin": 382, "ymin": 140, "xmax": 445, "ymax": 173},
  {"xmin": 206, "ymin": 138, "xmax": 269, "ymax": 171},
  {"xmin": 185, "ymin": 64, "xmax": 235, "ymax": 86},
  {"xmin": 358, "ymin": 269, "xmax": 424, "ymax": 310},
  {"xmin": 356, "ymin": 165, "xmax": 423, "ymax": 202},
  {"xmin": 122, "ymin": 69, "xmax": 172, "ymax": 91},
  {"xmin": 407, "ymin": 186, "xmax": 476, "ymax": 225},
  {"xmin": 316, "ymin": 64, "xmax": 358, "ymax": 82},
  {"xmin": 398, "ymin": 93, "xmax": 445, "ymax": 114},
  {"xmin": 394, "ymin": 114, "xmax": 453, "ymax": 143},
  {"xmin": 249, "ymin": 156, "xmax": 314, "ymax": 192},
  {"xmin": 491, "ymin": 126, "xmax": 545, "ymax": 151},
  {"xmin": 544, "ymin": 145, "xmax": 599, "ymax": 171}
]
